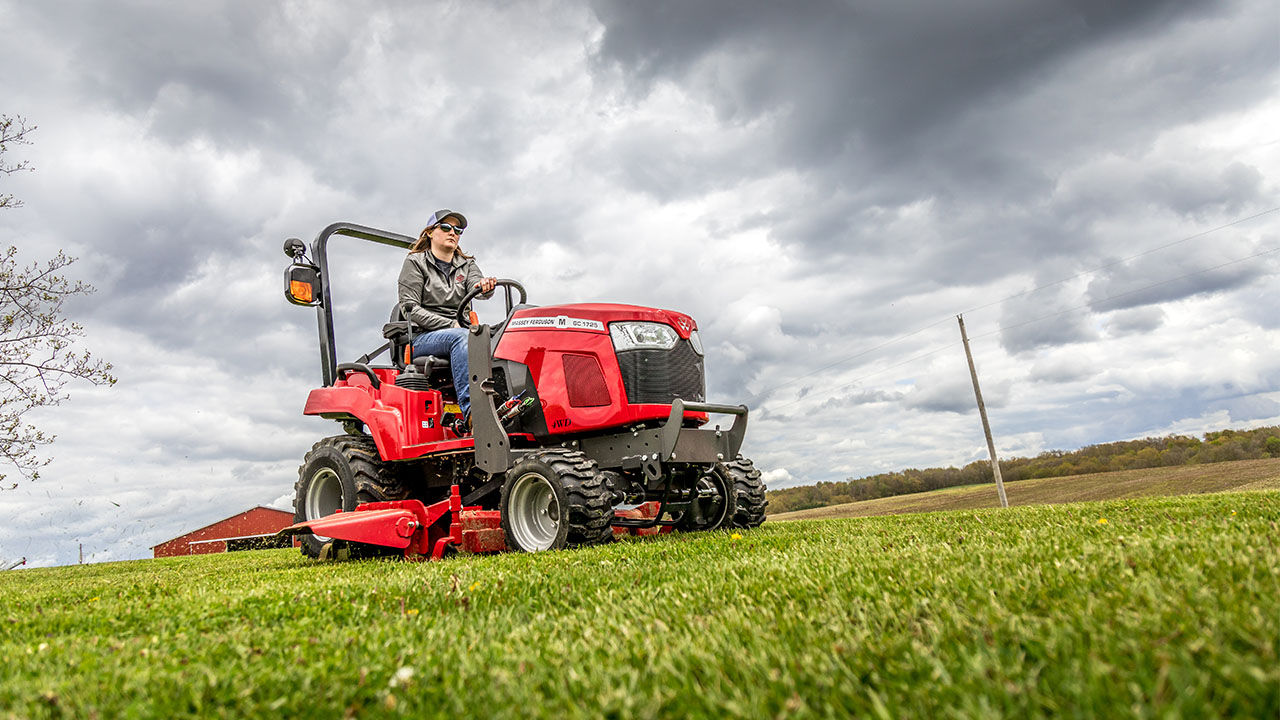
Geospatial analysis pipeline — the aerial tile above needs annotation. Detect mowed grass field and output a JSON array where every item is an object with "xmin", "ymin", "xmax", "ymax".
[
  {"xmin": 2, "ymin": 490, "xmax": 1276, "ymax": 719},
  {"xmin": 772, "ymin": 457, "xmax": 1280, "ymax": 521}
]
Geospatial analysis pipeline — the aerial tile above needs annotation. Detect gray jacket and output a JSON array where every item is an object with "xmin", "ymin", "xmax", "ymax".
[{"xmin": 397, "ymin": 251, "xmax": 492, "ymax": 332}]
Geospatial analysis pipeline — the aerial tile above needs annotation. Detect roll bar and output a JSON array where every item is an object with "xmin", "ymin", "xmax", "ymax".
[{"xmin": 306, "ymin": 222, "xmax": 415, "ymax": 387}]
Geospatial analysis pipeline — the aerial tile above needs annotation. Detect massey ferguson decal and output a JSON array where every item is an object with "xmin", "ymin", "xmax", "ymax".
[{"xmin": 507, "ymin": 315, "xmax": 606, "ymax": 332}]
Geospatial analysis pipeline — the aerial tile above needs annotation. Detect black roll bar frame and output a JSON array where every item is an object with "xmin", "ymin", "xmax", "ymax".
[{"xmin": 308, "ymin": 222, "xmax": 416, "ymax": 386}]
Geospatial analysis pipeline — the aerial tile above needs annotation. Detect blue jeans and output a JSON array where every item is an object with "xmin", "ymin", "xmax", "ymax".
[{"xmin": 411, "ymin": 327, "xmax": 472, "ymax": 415}]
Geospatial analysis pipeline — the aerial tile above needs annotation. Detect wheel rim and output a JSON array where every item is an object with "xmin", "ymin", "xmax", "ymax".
[
  {"xmin": 306, "ymin": 467, "xmax": 344, "ymax": 542},
  {"xmin": 689, "ymin": 471, "xmax": 729, "ymax": 529},
  {"xmin": 508, "ymin": 471, "xmax": 561, "ymax": 551}
]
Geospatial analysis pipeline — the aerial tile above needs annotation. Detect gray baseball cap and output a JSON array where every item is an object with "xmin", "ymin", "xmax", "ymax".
[{"xmin": 427, "ymin": 209, "xmax": 467, "ymax": 229}]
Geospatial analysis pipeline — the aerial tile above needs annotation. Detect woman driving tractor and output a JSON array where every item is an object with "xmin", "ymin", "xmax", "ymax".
[{"xmin": 396, "ymin": 208, "xmax": 497, "ymax": 421}]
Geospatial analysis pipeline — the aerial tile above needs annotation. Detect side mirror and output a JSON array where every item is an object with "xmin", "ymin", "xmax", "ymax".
[
  {"xmin": 284, "ymin": 263, "xmax": 322, "ymax": 306},
  {"xmin": 283, "ymin": 237, "xmax": 307, "ymax": 259}
]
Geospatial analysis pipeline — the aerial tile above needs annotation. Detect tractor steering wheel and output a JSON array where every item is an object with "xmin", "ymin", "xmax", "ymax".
[{"xmin": 456, "ymin": 278, "xmax": 527, "ymax": 328}]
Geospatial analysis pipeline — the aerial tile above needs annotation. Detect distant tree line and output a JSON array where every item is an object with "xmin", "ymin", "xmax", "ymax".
[{"xmin": 766, "ymin": 426, "xmax": 1280, "ymax": 514}]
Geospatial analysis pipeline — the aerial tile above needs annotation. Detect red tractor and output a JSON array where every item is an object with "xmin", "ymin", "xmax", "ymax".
[{"xmin": 279, "ymin": 223, "xmax": 765, "ymax": 559}]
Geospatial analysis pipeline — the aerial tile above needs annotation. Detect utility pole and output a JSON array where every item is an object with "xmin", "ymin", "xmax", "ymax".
[
  {"xmin": 79, "ymin": 543, "xmax": 84, "ymax": 564},
  {"xmin": 958, "ymin": 314, "xmax": 1008, "ymax": 508}
]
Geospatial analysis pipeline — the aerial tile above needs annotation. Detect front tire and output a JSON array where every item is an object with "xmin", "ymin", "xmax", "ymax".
[
  {"xmin": 293, "ymin": 435, "xmax": 401, "ymax": 558},
  {"xmin": 724, "ymin": 456, "xmax": 767, "ymax": 529},
  {"xmin": 500, "ymin": 449, "xmax": 613, "ymax": 552}
]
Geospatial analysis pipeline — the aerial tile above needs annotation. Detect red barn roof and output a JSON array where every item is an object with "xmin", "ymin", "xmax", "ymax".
[{"xmin": 153, "ymin": 506, "xmax": 295, "ymax": 558}]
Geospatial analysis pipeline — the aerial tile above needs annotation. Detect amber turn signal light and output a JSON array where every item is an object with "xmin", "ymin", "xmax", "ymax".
[
  {"xmin": 284, "ymin": 263, "xmax": 322, "ymax": 306},
  {"xmin": 289, "ymin": 280, "xmax": 313, "ymax": 304}
]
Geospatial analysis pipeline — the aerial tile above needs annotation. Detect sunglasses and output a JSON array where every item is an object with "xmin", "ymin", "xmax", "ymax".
[{"xmin": 436, "ymin": 222, "xmax": 464, "ymax": 236}]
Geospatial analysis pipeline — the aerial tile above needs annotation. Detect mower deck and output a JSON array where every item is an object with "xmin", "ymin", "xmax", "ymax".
[{"xmin": 279, "ymin": 485, "xmax": 669, "ymax": 560}]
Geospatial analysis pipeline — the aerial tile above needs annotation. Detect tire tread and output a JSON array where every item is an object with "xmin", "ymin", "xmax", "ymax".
[
  {"xmin": 725, "ymin": 455, "xmax": 767, "ymax": 529},
  {"xmin": 293, "ymin": 434, "xmax": 404, "ymax": 558}
]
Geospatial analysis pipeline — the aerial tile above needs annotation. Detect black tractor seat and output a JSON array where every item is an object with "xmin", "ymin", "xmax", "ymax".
[
  {"xmin": 412, "ymin": 354, "xmax": 451, "ymax": 374},
  {"xmin": 379, "ymin": 304, "xmax": 457, "ymax": 393}
]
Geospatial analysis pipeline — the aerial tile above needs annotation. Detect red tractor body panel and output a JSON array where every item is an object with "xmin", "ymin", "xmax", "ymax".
[
  {"xmin": 303, "ymin": 371, "xmax": 475, "ymax": 461},
  {"xmin": 303, "ymin": 301, "xmax": 709, "ymax": 459},
  {"xmin": 495, "ymin": 303, "xmax": 706, "ymax": 435},
  {"xmin": 503, "ymin": 303, "xmax": 698, "ymax": 338}
]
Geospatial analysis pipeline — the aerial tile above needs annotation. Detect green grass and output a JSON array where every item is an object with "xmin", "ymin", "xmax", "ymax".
[
  {"xmin": 2, "ymin": 491, "xmax": 1277, "ymax": 719},
  {"xmin": 772, "ymin": 457, "xmax": 1280, "ymax": 521}
]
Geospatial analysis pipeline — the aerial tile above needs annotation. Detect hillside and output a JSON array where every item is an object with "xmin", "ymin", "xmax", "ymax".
[
  {"xmin": 766, "ymin": 426, "xmax": 1280, "ymax": 514},
  {"xmin": 771, "ymin": 457, "xmax": 1280, "ymax": 521}
]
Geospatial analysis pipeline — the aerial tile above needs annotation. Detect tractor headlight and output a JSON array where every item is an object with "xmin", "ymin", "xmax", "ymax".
[
  {"xmin": 610, "ymin": 321, "xmax": 679, "ymax": 351},
  {"xmin": 688, "ymin": 329, "xmax": 704, "ymax": 356}
]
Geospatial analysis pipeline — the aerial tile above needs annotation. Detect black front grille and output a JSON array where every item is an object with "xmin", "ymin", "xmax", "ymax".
[{"xmin": 616, "ymin": 340, "xmax": 705, "ymax": 405}]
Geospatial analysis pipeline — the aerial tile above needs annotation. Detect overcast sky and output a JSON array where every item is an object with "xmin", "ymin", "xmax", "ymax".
[{"xmin": 1, "ymin": 0, "xmax": 1276, "ymax": 568}]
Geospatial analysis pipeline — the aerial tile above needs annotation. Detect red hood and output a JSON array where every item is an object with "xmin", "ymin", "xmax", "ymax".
[{"xmin": 507, "ymin": 303, "xmax": 697, "ymax": 338}]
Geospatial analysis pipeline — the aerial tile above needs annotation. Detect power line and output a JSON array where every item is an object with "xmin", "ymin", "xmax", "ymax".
[
  {"xmin": 752, "ymin": 206, "xmax": 1279, "ymax": 402},
  {"xmin": 749, "ymin": 315, "xmax": 953, "ymax": 397},
  {"xmin": 972, "ymin": 245, "xmax": 1279, "ymax": 341},
  {"xmin": 761, "ymin": 243, "xmax": 1280, "ymax": 415},
  {"xmin": 763, "ymin": 343, "xmax": 957, "ymax": 415},
  {"xmin": 957, "ymin": 206, "xmax": 1279, "ymax": 318}
]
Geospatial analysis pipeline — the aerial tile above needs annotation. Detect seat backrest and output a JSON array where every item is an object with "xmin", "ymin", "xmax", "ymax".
[
  {"xmin": 382, "ymin": 304, "xmax": 413, "ymax": 370},
  {"xmin": 383, "ymin": 304, "xmax": 453, "ymax": 377}
]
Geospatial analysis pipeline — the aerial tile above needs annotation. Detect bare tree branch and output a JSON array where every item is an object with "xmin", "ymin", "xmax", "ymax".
[
  {"xmin": 0, "ymin": 115, "xmax": 36, "ymax": 209},
  {"xmin": 0, "ymin": 116, "xmax": 114, "ymax": 486}
]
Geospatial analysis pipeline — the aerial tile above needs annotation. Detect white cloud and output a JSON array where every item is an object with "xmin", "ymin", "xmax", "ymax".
[{"xmin": 1, "ymin": 0, "xmax": 1277, "ymax": 566}]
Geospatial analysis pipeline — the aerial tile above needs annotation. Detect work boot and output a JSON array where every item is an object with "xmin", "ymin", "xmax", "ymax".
[{"xmin": 448, "ymin": 413, "xmax": 471, "ymax": 437}]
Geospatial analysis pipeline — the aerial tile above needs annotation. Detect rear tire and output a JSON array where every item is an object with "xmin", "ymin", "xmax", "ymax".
[
  {"xmin": 500, "ymin": 449, "xmax": 613, "ymax": 552},
  {"xmin": 724, "ymin": 455, "xmax": 767, "ymax": 529},
  {"xmin": 294, "ymin": 435, "xmax": 402, "ymax": 558}
]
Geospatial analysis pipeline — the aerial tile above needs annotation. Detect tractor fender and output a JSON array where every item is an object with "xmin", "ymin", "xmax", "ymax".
[
  {"xmin": 303, "ymin": 384, "xmax": 474, "ymax": 461},
  {"xmin": 303, "ymin": 384, "xmax": 404, "ymax": 459}
]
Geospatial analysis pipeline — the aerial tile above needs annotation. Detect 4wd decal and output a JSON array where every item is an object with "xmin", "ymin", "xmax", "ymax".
[{"xmin": 507, "ymin": 315, "xmax": 606, "ymax": 332}]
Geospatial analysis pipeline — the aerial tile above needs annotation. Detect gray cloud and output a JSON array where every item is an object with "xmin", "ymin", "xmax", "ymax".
[
  {"xmin": 1207, "ymin": 394, "xmax": 1280, "ymax": 423},
  {"xmin": 1087, "ymin": 243, "xmax": 1272, "ymax": 312},
  {"xmin": 817, "ymin": 388, "xmax": 905, "ymax": 411},
  {"xmin": 997, "ymin": 283, "xmax": 1098, "ymax": 354},
  {"xmin": 1029, "ymin": 354, "xmax": 1099, "ymax": 384},
  {"xmin": 904, "ymin": 375, "xmax": 1007, "ymax": 414},
  {"xmin": 589, "ymin": 0, "xmax": 1277, "ymax": 283},
  {"xmin": 1105, "ymin": 307, "xmax": 1166, "ymax": 336},
  {"xmin": 1, "ymin": 0, "xmax": 1277, "ymax": 566}
]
